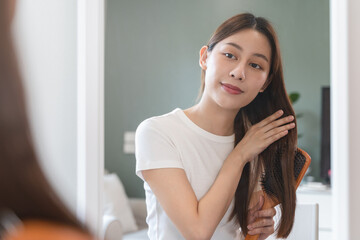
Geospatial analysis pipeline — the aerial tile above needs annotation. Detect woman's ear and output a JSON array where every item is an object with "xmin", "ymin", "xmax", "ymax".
[{"xmin": 199, "ymin": 46, "xmax": 208, "ymax": 70}]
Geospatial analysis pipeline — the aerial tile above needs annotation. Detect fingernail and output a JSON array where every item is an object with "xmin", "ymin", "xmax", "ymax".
[
  {"xmin": 278, "ymin": 110, "xmax": 283, "ymax": 115},
  {"xmin": 247, "ymin": 225, "xmax": 253, "ymax": 230},
  {"xmin": 288, "ymin": 115, "xmax": 294, "ymax": 120}
]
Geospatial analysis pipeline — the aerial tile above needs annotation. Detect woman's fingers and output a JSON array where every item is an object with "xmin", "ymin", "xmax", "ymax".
[
  {"xmin": 262, "ymin": 114, "xmax": 295, "ymax": 134},
  {"xmin": 247, "ymin": 217, "xmax": 274, "ymax": 231},
  {"xmin": 257, "ymin": 110, "xmax": 284, "ymax": 128},
  {"xmin": 263, "ymin": 122, "xmax": 295, "ymax": 140},
  {"xmin": 248, "ymin": 225, "xmax": 274, "ymax": 236},
  {"xmin": 237, "ymin": 110, "xmax": 295, "ymax": 162},
  {"xmin": 247, "ymin": 205, "xmax": 276, "ymax": 237},
  {"xmin": 248, "ymin": 220, "xmax": 274, "ymax": 231},
  {"xmin": 255, "ymin": 126, "xmax": 291, "ymax": 151},
  {"xmin": 262, "ymin": 129, "xmax": 289, "ymax": 147},
  {"xmin": 247, "ymin": 207, "xmax": 276, "ymax": 230},
  {"xmin": 255, "ymin": 208, "xmax": 276, "ymax": 218}
]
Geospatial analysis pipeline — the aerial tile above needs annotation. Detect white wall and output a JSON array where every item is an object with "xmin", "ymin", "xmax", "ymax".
[
  {"xmin": 331, "ymin": 0, "xmax": 360, "ymax": 239},
  {"xmin": 348, "ymin": 1, "xmax": 360, "ymax": 238},
  {"xmin": 13, "ymin": 0, "xmax": 78, "ymax": 213},
  {"xmin": 12, "ymin": 0, "xmax": 104, "ymax": 234}
]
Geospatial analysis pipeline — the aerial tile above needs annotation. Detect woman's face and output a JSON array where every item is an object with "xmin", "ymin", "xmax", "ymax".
[{"xmin": 200, "ymin": 29, "xmax": 272, "ymax": 111}]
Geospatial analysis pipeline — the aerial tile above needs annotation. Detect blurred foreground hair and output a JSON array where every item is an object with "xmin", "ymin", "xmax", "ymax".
[{"xmin": 0, "ymin": 0, "xmax": 88, "ymax": 232}]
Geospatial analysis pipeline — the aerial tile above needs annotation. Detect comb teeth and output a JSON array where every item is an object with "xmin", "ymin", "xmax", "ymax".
[
  {"xmin": 260, "ymin": 171, "xmax": 279, "ymax": 197},
  {"xmin": 294, "ymin": 150, "xmax": 306, "ymax": 180},
  {"xmin": 260, "ymin": 149, "xmax": 306, "ymax": 198}
]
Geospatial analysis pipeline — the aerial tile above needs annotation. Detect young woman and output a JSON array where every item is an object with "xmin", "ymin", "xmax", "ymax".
[
  {"xmin": 0, "ymin": 1, "xmax": 92, "ymax": 239},
  {"xmin": 136, "ymin": 13, "xmax": 297, "ymax": 240}
]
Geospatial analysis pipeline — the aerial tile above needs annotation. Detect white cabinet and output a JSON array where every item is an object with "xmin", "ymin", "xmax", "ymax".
[{"xmin": 297, "ymin": 186, "xmax": 332, "ymax": 240}]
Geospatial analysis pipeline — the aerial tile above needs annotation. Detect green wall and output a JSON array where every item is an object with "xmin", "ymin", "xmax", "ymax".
[{"xmin": 105, "ymin": 0, "xmax": 330, "ymax": 198}]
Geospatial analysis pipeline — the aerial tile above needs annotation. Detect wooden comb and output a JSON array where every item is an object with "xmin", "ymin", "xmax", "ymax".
[{"xmin": 244, "ymin": 148, "xmax": 311, "ymax": 240}]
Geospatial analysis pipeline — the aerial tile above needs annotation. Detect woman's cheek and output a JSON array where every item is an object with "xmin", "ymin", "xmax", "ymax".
[{"xmin": 253, "ymin": 73, "xmax": 268, "ymax": 86}]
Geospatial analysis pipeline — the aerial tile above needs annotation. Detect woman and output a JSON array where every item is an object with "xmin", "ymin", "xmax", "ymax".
[
  {"xmin": 0, "ymin": 1, "xmax": 92, "ymax": 239},
  {"xmin": 136, "ymin": 13, "xmax": 297, "ymax": 240}
]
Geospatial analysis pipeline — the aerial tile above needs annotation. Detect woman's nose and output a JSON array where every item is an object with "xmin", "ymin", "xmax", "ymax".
[{"xmin": 229, "ymin": 64, "xmax": 246, "ymax": 81}]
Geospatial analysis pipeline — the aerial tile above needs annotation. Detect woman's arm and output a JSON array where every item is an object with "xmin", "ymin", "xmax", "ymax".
[
  {"xmin": 142, "ymin": 150, "xmax": 245, "ymax": 240},
  {"xmin": 142, "ymin": 110, "xmax": 295, "ymax": 240}
]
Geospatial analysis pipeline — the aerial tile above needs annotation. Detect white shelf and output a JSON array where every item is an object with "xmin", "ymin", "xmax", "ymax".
[{"xmin": 297, "ymin": 184, "xmax": 332, "ymax": 240}]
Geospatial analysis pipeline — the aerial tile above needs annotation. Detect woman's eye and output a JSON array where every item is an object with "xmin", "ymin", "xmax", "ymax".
[
  {"xmin": 224, "ymin": 53, "xmax": 236, "ymax": 59},
  {"xmin": 250, "ymin": 63, "xmax": 261, "ymax": 69}
]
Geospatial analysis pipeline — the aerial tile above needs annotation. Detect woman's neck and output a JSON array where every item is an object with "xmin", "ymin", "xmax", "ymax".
[{"xmin": 184, "ymin": 100, "xmax": 239, "ymax": 136}]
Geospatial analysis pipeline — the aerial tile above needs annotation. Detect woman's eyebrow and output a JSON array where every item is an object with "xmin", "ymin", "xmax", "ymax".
[
  {"xmin": 225, "ymin": 42, "xmax": 243, "ymax": 51},
  {"xmin": 225, "ymin": 42, "xmax": 269, "ymax": 62},
  {"xmin": 253, "ymin": 53, "xmax": 269, "ymax": 62}
]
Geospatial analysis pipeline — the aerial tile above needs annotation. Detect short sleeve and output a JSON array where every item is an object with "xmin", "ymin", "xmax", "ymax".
[{"xmin": 135, "ymin": 118, "xmax": 184, "ymax": 181}]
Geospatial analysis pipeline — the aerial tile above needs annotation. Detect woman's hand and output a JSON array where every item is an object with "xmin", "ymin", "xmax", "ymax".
[
  {"xmin": 247, "ymin": 195, "xmax": 276, "ymax": 240},
  {"xmin": 234, "ymin": 110, "xmax": 295, "ymax": 162}
]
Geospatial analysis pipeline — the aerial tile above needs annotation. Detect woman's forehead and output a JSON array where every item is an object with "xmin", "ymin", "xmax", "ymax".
[{"xmin": 217, "ymin": 29, "xmax": 271, "ymax": 59}]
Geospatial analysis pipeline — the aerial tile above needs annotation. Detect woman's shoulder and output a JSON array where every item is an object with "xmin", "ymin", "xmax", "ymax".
[{"xmin": 136, "ymin": 108, "xmax": 183, "ymax": 133}]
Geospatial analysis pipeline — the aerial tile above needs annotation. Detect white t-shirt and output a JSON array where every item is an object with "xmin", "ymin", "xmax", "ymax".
[{"xmin": 135, "ymin": 108, "xmax": 241, "ymax": 240}]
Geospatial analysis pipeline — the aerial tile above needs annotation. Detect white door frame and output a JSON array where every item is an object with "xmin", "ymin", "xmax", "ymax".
[
  {"xmin": 76, "ymin": 0, "xmax": 104, "ymax": 236},
  {"xmin": 331, "ymin": 0, "xmax": 360, "ymax": 239}
]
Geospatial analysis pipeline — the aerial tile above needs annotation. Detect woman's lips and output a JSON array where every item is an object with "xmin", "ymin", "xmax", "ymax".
[{"xmin": 221, "ymin": 83, "xmax": 244, "ymax": 95}]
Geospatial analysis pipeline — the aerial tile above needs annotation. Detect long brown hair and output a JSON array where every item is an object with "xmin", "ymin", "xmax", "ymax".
[
  {"xmin": 0, "ymin": 1, "xmax": 87, "ymax": 231},
  {"xmin": 198, "ymin": 13, "xmax": 297, "ymax": 238}
]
